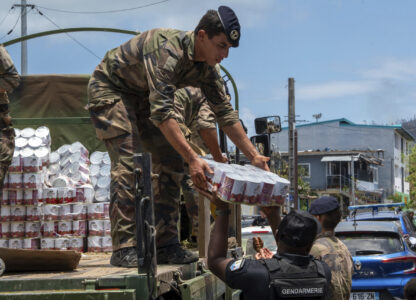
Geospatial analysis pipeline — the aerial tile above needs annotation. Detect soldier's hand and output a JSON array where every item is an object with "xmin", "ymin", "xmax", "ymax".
[
  {"xmin": 251, "ymin": 155, "xmax": 270, "ymax": 171},
  {"xmin": 189, "ymin": 157, "xmax": 213, "ymax": 190},
  {"xmin": 213, "ymin": 154, "xmax": 228, "ymax": 164}
]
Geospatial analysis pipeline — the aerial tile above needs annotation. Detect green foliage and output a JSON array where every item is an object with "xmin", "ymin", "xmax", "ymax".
[{"xmin": 407, "ymin": 145, "xmax": 416, "ymax": 208}]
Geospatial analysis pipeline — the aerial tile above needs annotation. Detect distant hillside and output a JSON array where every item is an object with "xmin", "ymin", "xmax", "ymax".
[{"xmin": 402, "ymin": 118, "xmax": 416, "ymax": 140}]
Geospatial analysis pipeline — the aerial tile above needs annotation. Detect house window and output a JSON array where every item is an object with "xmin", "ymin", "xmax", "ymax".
[
  {"xmin": 370, "ymin": 166, "xmax": 378, "ymax": 183},
  {"xmin": 298, "ymin": 163, "xmax": 311, "ymax": 178}
]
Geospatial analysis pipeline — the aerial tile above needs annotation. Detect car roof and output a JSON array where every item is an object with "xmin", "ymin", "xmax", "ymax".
[
  {"xmin": 335, "ymin": 221, "xmax": 401, "ymax": 234},
  {"xmin": 241, "ymin": 225, "xmax": 272, "ymax": 234},
  {"xmin": 350, "ymin": 211, "xmax": 401, "ymax": 220}
]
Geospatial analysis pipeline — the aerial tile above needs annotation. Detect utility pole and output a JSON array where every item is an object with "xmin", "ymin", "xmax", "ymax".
[
  {"xmin": 14, "ymin": 1, "xmax": 33, "ymax": 74},
  {"xmin": 351, "ymin": 156, "xmax": 355, "ymax": 206},
  {"xmin": 288, "ymin": 78, "xmax": 298, "ymax": 210}
]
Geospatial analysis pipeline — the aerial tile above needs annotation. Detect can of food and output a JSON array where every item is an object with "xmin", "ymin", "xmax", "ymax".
[
  {"xmin": 1, "ymin": 190, "xmax": 8, "ymax": 205},
  {"xmin": 72, "ymin": 220, "xmax": 87, "ymax": 236},
  {"xmin": 55, "ymin": 237, "xmax": 70, "ymax": 250},
  {"xmin": 88, "ymin": 219, "xmax": 104, "ymax": 236},
  {"xmin": 0, "ymin": 222, "xmax": 10, "ymax": 238},
  {"xmin": 103, "ymin": 219, "xmax": 111, "ymax": 236},
  {"xmin": 23, "ymin": 237, "xmax": 40, "ymax": 249},
  {"xmin": 218, "ymin": 174, "xmax": 235, "ymax": 202},
  {"xmin": 8, "ymin": 189, "xmax": 23, "ymax": 206},
  {"xmin": 44, "ymin": 188, "xmax": 58, "ymax": 204},
  {"xmin": 90, "ymin": 164, "xmax": 100, "ymax": 177},
  {"xmin": 0, "ymin": 206, "xmax": 10, "ymax": 222},
  {"xmin": 8, "ymin": 173, "xmax": 23, "ymax": 189},
  {"xmin": 26, "ymin": 205, "xmax": 41, "ymax": 221},
  {"xmin": 49, "ymin": 151, "xmax": 60, "ymax": 165},
  {"xmin": 70, "ymin": 142, "xmax": 89, "ymax": 159},
  {"xmin": 41, "ymin": 221, "xmax": 57, "ymax": 237},
  {"xmin": 34, "ymin": 147, "xmax": 49, "ymax": 168},
  {"xmin": 28, "ymin": 136, "xmax": 43, "ymax": 149},
  {"xmin": 23, "ymin": 172, "xmax": 43, "ymax": 189},
  {"xmin": 97, "ymin": 177, "xmax": 111, "ymax": 190},
  {"xmin": 258, "ymin": 178, "xmax": 275, "ymax": 205},
  {"xmin": 100, "ymin": 165, "xmax": 111, "ymax": 177},
  {"xmin": 2, "ymin": 174, "xmax": 8, "ymax": 189},
  {"xmin": 87, "ymin": 236, "xmax": 102, "ymax": 252},
  {"xmin": 14, "ymin": 137, "xmax": 28, "ymax": 149},
  {"xmin": 9, "ymin": 238, "xmax": 23, "ymax": 249},
  {"xmin": 25, "ymin": 221, "xmax": 40, "ymax": 238},
  {"xmin": 48, "ymin": 163, "xmax": 60, "ymax": 175},
  {"xmin": 243, "ymin": 179, "xmax": 261, "ymax": 205},
  {"xmin": 14, "ymin": 128, "xmax": 21, "ymax": 138},
  {"xmin": 103, "ymin": 202, "xmax": 110, "ymax": 219},
  {"xmin": 64, "ymin": 188, "xmax": 76, "ymax": 204},
  {"xmin": 24, "ymin": 189, "xmax": 43, "ymax": 205},
  {"xmin": 22, "ymin": 147, "xmax": 41, "ymax": 173},
  {"xmin": 71, "ymin": 203, "xmax": 87, "ymax": 220},
  {"xmin": 10, "ymin": 221, "xmax": 25, "ymax": 238},
  {"xmin": 102, "ymin": 236, "xmax": 112, "ymax": 252},
  {"xmin": 40, "ymin": 237, "xmax": 55, "ymax": 250},
  {"xmin": 90, "ymin": 151, "xmax": 104, "ymax": 165},
  {"xmin": 21, "ymin": 127, "xmax": 35, "ymax": 138},
  {"xmin": 229, "ymin": 175, "xmax": 246, "ymax": 203},
  {"xmin": 10, "ymin": 206, "xmax": 25, "ymax": 222},
  {"xmin": 0, "ymin": 239, "xmax": 9, "ymax": 248},
  {"xmin": 52, "ymin": 176, "xmax": 69, "ymax": 188},
  {"xmin": 91, "ymin": 176, "xmax": 98, "ymax": 188},
  {"xmin": 35, "ymin": 126, "xmax": 51, "ymax": 147},
  {"xmin": 43, "ymin": 204, "xmax": 59, "ymax": 221},
  {"xmin": 69, "ymin": 237, "xmax": 84, "ymax": 252},
  {"xmin": 8, "ymin": 150, "xmax": 22, "ymax": 172},
  {"xmin": 88, "ymin": 203, "xmax": 105, "ymax": 219},
  {"xmin": 94, "ymin": 188, "xmax": 109, "ymax": 203},
  {"xmin": 57, "ymin": 221, "xmax": 72, "ymax": 236},
  {"xmin": 57, "ymin": 144, "xmax": 70, "ymax": 157},
  {"xmin": 59, "ymin": 204, "xmax": 72, "ymax": 221},
  {"xmin": 102, "ymin": 153, "xmax": 111, "ymax": 165}
]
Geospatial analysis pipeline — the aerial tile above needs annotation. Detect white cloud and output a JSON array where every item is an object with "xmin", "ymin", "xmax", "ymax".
[
  {"xmin": 360, "ymin": 58, "xmax": 416, "ymax": 81},
  {"xmin": 296, "ymin": 80, "xmax": 377, "ymax": 101}
]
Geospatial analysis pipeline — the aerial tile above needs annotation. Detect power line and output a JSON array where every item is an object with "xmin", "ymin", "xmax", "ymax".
[
  {"xmin": 36, "ymin": 0, "xmax": 170, "ymax": 15},
  {"xmin": 0, "ymin": 6, "xmax": 31, "ymax": 42},
  {"xmin": 35, "ymin": 8, "xmax": 101, "ymax": 60},
  {"xmin": 0, "ymin": 6, "xmax": 15, "ymax": 30}
]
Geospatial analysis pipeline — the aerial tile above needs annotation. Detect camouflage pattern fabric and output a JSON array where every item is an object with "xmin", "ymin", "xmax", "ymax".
[
  {"xmin": 174, "ymin": 87, "xmax": 217, "ymax": 237},
  {"xmin": 88, "ymin": 29, "xmax": 237, "ymax": 251},
  {"xmin": 0, "ymin": 45, "xmax": 19, "ymax": 189},
  {"xmin": 310, "ymin": 231, "xmax": 353, "ymax": 300}
]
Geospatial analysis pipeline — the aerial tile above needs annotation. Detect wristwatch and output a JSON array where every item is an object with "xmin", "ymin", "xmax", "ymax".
[{"xmin": 215, "ymin": 208, "xmax": 231, "ymax": 216}]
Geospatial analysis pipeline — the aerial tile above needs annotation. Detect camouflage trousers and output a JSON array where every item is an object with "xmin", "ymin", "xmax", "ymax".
[
  {"xmin": 181, "ymin": 167, "xmax": 199, "ymax": 237},
  {"xmin": 0, "ymin": 96, "xmax": 14, "ymax": 189},
  {"xmin": 89, "ymin": 89, "xmax": 184, "ymax": 251}
]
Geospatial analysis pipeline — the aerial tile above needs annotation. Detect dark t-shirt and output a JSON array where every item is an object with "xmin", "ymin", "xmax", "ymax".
[{"xmin": 225, "ymin": 253, "xmax": 332, "ymax": 300}]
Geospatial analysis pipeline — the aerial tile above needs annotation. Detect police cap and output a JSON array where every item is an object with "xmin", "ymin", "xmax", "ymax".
[
  {"xmin": 217, "ymin": 6, "xmax": 240, "ymax": 47},
  {"xmin": 277, "ymin": 210, "xmax": 318, "ymax": 248},
  {"xmin": 309, "ymin": 196, "xmax": 339, "ymax": 215}
]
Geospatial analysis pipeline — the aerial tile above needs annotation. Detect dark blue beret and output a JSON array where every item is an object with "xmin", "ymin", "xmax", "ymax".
[
  {"xmin": 218, "ymin": 6, "xmax": 240, "ymax": 47},
  {"xmin": 277, "ymin": 210, "xmax": 319, "ymax": 247},
  {"xmin": 309, "ymin": 196, "xmax": 340, "ymax": 215}
]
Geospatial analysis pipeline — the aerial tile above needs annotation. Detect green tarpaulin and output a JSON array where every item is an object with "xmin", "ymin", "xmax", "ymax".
[{"xmin": 9, "ymin": 74, "xmax": 105, "ymax": 152}]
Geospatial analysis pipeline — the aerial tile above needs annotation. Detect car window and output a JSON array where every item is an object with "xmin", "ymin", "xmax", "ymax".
[
  {"xmin": 337, "ymin": 232, "xmax": 404, "ymax": 255},
  {"xmin": 402, "ymin": 214, "xmax": 416, "ymax": 235},
  {"xmin": 242, "ymin": 233, "xmax": 277, "ymax": 252}
]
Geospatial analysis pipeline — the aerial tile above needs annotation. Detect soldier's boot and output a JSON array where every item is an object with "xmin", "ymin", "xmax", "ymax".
[
  {"xmin": 110, "ymin": 247, "xmax": 138, "ymax": 268},
  {"xmin": 157, "ymin": 243, "xmax": 199, "ymax": 264}
]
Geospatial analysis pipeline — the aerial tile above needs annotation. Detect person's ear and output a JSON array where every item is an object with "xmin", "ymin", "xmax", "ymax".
[{"xmin": 197, "ymin": 29, "xmax": 206, "ymax": 40}]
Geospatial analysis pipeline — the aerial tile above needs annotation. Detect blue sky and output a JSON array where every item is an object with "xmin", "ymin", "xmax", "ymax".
[{"xmin": 1, "ymin": 0, "xmax": 415, "ymax": 137}]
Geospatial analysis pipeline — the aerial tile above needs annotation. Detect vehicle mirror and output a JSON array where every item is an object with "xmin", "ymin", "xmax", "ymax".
[
  {"xmin": 255, "ymin": 116, "xmax": 281, "ymax": 134},
  {"xmin": 250, "ymin": 134, "xmax": 270, "ymax": 157},
  {"xmin": 409, "ymin": 236, "xmax": 416, "ymax": 245}
]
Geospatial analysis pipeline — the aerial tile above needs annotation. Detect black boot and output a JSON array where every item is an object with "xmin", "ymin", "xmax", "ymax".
[
  {"xmin": 157, "ymin": 243, "xmax": 199, "ymax": 264},
  {"xmin": 110, "ymin": 247, "xmax": 138, "ymax": 268}
]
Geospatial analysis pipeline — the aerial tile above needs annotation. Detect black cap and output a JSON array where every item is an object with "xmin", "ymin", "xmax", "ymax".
[
  {"xmin": 217, "ymin": 6, "xmax": 240, "ymax": 47},
  {"xmin": 277, "ymin": 210, "xmax": 318, "ymax": 248},
  {"xmin": 309, "ymin": 196, "xmax": 340, "ymax": 215}
]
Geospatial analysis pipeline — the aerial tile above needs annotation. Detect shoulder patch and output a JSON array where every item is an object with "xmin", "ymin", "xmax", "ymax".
[{"xmin": 229, "ymin": 259, "xmax": 245, "ymax": 271}]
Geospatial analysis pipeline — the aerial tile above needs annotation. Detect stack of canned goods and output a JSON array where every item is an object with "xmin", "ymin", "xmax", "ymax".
[
  {"xmin": 87, "ymin": 202, "xmax": 112, "ymax": 252},
  {"xmin": 89, "ymin": 151, "xmax": 111, "ymax": 203},
  {"xmin": 0, "ymin": 126, "xmax": 113, "ymax": 252},
  {"xmin": 204, "ymin": 159, "xmax": 290, "ymax": 206}
]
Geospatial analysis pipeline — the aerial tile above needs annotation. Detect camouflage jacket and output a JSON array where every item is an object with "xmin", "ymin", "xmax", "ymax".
[
  {"xmin": 174, "ymin": 87, "xmax": 216, "ymax": 155},
  {"xmin": 0, "ymin": 45, "xmax": 20, "ymax": 104},
  {"xmin": 88, "ymin": 29, "xmax": 238, "ymax": 128},
  {"xmin": 310, "ymin": 231, "xmax": 353, "ymax": 300}
]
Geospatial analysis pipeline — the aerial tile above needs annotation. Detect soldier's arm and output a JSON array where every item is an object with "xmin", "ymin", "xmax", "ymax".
[
  {"xmin": 199, "ymin": 128, "xmax": 226, "ymax": 162},
  {"xmin": 159, "ymin": 118, "xmax": 213, "ymax": 190},
  {"xmin": 0, "ymin": 45, "xmax": 20, "ymax": 92},
  {"xmin": 222, "ymin": 122, "xmax": 270, "ymax": 170}
]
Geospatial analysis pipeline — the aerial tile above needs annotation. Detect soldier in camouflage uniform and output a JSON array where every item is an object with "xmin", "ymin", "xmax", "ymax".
[
  {"xmin": 309, "ymin": 196, "xmax": 353, "ymax": 300},
  {"xmin": 88, "ymin": 6, "xmax": 272, "ymax": 267},
  {"xmin": 173, "ymin": 87, "xmax": 227, "ymax": 240},
  {"xmin": 0, "ymin": 45, "xmax": 20, "ymax": 189}
]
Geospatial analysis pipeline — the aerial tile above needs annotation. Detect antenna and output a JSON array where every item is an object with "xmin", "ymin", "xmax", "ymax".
[{"xmin": 312, "ymin": 113, "xmax": 322, "ymax": 123}]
